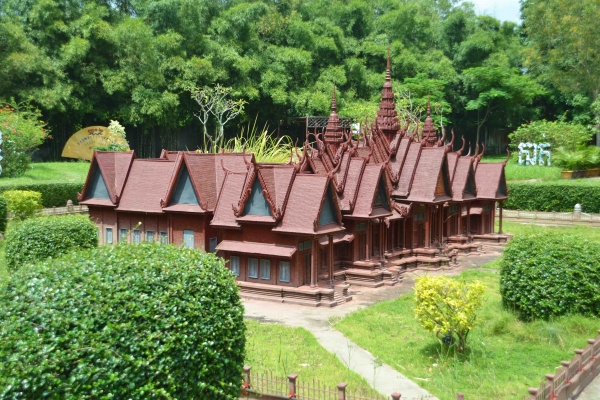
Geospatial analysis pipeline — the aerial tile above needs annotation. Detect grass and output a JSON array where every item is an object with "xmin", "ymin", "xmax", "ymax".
[
  {"xmin": 482, "ymin": 155, "xmax": 562, "ymax": 182},
  {"xmin": 244, "ymin": 320, "xmax": 375, "ymax": 393},
  {"xmin": 0, "ymin": 162, "xmax": 90, "ymax": 186},
  {"xmin": 334, "ymin": 269, "xmax": 600, "ymax": 400},
  {"xmin": 498, "ymin": 220, "xmax": 600, "ymax": 243}
]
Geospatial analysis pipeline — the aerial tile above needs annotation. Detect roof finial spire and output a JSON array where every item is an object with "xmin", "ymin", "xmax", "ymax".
[
  {"xmin": 386, "ymin": 44, "xmax": 391, "ymax": 82},
  {"xmin": 427, "ymin": 93, "xmax": 431, "ymax": 117},
  {"xmin": 332, "ymin": 83, "xmax": 337, "ymax": 112}
]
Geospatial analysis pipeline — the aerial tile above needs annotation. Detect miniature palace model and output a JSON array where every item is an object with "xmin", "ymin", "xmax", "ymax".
[{"xmin": 79, "ymin": 56, "xmax": 510, "ymax": 307}]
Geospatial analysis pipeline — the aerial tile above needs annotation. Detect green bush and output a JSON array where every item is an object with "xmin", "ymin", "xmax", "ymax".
[
  {"xmin": 0, "ymin": 244, "xmax": 245, "ymax": 399},
  {"xmin": 508, "ymin": 120, "xmax": 593, "ymax": 151},
  {"xmin": 506, "ymin": 181, "xmax": 600, "ymax": 212},
  {"xmin": 553, "ymin": 146, "xmax": 600, "ymax": 170},
  {"xmin": 0, "ymin": 196, "xmax": 7, "ymax": 233},
  {"xmin": 0, "ymin": 181, "xmax": 84, "ymax": 208},
  {"xmin": 5, "ymin": 214, "xmax": 98, "ymax": 270},
  {"xmin": 3, "ymin": 189, "xmax": 42, "ymax": 220},
  {"xmin": 500, "ymin": 233, "xmax": 600, "ymax": 320}
]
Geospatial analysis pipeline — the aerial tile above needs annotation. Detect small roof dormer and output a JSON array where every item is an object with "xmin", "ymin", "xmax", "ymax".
[{"xmin": 78, "ymin": 150, "xmax": 135, "ymax": 207}]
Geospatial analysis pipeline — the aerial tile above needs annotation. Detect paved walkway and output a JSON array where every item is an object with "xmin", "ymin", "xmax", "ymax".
[
  {"xmin": 576, "ymin": 374, "xmax": 600, "ymax": 400},
  {"xmin": 244, "ymin": 251, "xmax": 502, "ymax": 399}
]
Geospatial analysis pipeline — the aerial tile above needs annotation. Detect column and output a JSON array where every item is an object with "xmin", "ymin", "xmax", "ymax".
[
  {"xmin": 457, "ymin": 206, "xmax": 462, "ymax": 237},
  {"xmin": 499, "ymin": 201, "xmax": 503, "ymax": 234},
  {"xmin": 391, "ymin": 221, "xmax": 395, "ymax": 251},
  {"xmin": 328, "ymin": 234, "xmax": 334, "ymax": 286},
  {"xmin": 379, "ymin": 219, "xmax": 385, "ymax": 268},
  {"xmin": 365, "ymin": 220, "xmax": 371, "ymax": 261},
  {"xmin": 439, "ymin": 206, "xmax": 443, "ymax": 247},
  {"xmin": 425, "ymin": 206, "xmax": 430, "ymax": 249},
  {"xmin": 310, "ymin": 238, "xmax": 318, "ymax": 288},
  {"xmin": 466, "ymin": 206, "xmax": 471, "ymax": 243},
  {"xmin": 403, "ymin": 218, "xmax": 406, "ymax": 250}
]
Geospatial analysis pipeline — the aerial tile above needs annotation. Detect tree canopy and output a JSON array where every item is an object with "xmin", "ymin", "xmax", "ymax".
[{"xmin": 0, "ymin": 0, "xmax": 595, "ymax": 158}]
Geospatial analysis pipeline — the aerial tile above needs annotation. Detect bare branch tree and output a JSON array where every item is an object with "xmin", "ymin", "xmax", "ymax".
[
  {"xmin": 211, "ymin": 86, "xmax": 246, "ymax": 150},
  {"xmin": 190, "ymin": 86, "xmax": 217, "ymax": 147}
]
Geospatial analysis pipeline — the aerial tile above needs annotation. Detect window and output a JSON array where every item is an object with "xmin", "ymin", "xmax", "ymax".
[
  {"xmin": 120, "ymin": 228, "xmax": 128, "ymax": 242},
  {"xmin": 279, "ymin": 261, "xmax": 290, "ymax": 282},
  {"xmin": 449, "ymin": 205, "xmax": 459, "ymax": 214},
  {"xmin": 260, "ymin": 259, "xmax": 271, "ymax": 280},
  {"xmin": 248, "ymin": 258, "xmax": 258, "ymax": 278},
  {"xmin": 230, "ymin": 256, "xmax": 240, "ymax": 276},
  {"xmin": 105, "ymin": 228, "xmax": 113, "ymax": 244},
  {"xmin": 146, "ymin": 231, "xmax": 154, "ymax": 242},
  {"xmin": 133, "ymin": 230, "xmax": 141, "ymax": 244},
  {"xmin": 298, "ymin": 240, "xmax": 312, "ymax": 251},
  {"xmin": 483, "ymin": 204, "xmax": 492, "ymax": 212},
  {"xmin": 414, "ymin": 212, "xmax": 426, "ymax": 221},
  {"xmin": 356, "ymin": 222, "xmax": 367, "ymax": 231},
  {"xmin": 160, "ymin": 231, "xmax": 168, "ymax": 244},
  {"xmin": 183, "ymin": 230, "xmax": 194, "ymax": 249},
  {"xmin": 209, "ymin": 237, "xmax": 218, "ymax": 253}
]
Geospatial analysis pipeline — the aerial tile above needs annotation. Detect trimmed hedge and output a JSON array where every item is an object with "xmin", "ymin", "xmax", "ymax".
[
  {"xmin": 5, "ymin": 214, "xmax": 98, "ymax": 270},
  {"xmin": 0, "ymin": 196, "xmax": 7, "ymax": 233},
  {"xmin": 500, "ymin": 233, "xmax": 600, "ymax": 320},
  {"xmin": 0, "ymin": 244, "xmax": 246, "ymax": 399},
  {"xmin": 506, "ymin": 181, "xmax": 600, "ymax": 213},
  {"xmin": 0, "ymin": 181, "xmax": 84, "ymax": 208}
]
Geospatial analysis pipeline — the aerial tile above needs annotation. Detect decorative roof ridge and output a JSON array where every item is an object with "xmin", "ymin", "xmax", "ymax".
[
  {"xmin": 313, "ymin": 176, "xmax": 344, "ymax": 233},
  {"xmin": 278, "ymin": 168, "xmax": 297, "ymax": 220},
  {"xmin": 114, "ymin": 151, "xmax": 136, "ymax": 201},
  {"xmin": 383, "ymin": 150, "xmax": 400, "ymax": 185},
  {"xmin": 255, "ymin": 167, "xmax": 283, "ymax": 220},
  {"xmin": 455, "ymin": 135, "xmax": 466, "ymax": 155},
  {"xmin": 404, "ymin": 141, "xmax": 423, "ymax": 197},
  {"xmin": 502, "ymin": 148, "xmax": 510, "ymax": 166},
  {"xmin": 233, "ymin": 163, "xmax": 257, "ymax": 217},
  {"xmin": 444, "ymin": 129, "xmax": 455, "ymax": 153},
  {"xmin": 475, "ymin": 142, "xmax": 485, "ymax": 162},
  {"xmin": 367, "ymin": 164, "xmax": 391, "ymax": 217},
  {"xmin": 436, "ymin": 127, "xmax": 446, "ymax": 147},
  {"xmin": 390, "ymin": 199, "xmax": 411, "ymax": 217}
]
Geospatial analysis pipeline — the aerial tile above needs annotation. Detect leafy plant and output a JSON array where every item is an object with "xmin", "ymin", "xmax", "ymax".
[
  {"xmin": 5, "ymin": 214, "xmax": 97, "ymax": 270},
  {"xmin": 0, "ymin": 103, "xmax": 50, "ymax": 177},
  {"xmin": 93, "ymin": 120, "xmax": 130, "ymax": 152},
  {"xmin": 500, "ymin": 232, "xmax": 600, "ymax": 320},
  {"xmin": 508, "ymin": 120, "xmax": 593, "ymax": 152},
  {"xmin": 0, "ymin": 196, "xmax": 7, "ymax": 233},
  {"xmin": 3, "ymin": 189, "xmax": 42, "ymax": 220},
  {"xmin": 553, "ymin": 147, "xmax": 591, "ymax": 171},
  {"xmin": 0, "ymin": 182, "xmax": 84, "ymax": 208},
  {"xmin": 0, "ymin": 244, "xmax": 246, "ymax": 399},
  {"xmin": 414, "ymin": 275, "xmax": 485, "ymax": 352},
  {"xmin": 505, "ymin": 181, "xmax": 600, "ymax": 212}
]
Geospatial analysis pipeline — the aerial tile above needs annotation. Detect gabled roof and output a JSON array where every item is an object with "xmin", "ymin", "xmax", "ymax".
[
  {"xmin": 451, "ymin": 157, "xmax": 477, "ymax": 201},
  {"xmin": 338, "ymin": 158, "xmax": 366, "ymax": 212},
  {"xmin": 475, "ymin": 162, "xmax": 508, "ymax": 200},
  {"xmin": 162, "ymin": 153, "xmax": 205, "ymax": 213},
  {"xmin": 347, "ymin": 164, "xmax": 392, "ymax": 219},
  {"xmin": 211, "ymin": 172, "xmax": 248, "ymax": 228},
  {"xmin": 406, "ymin": 147, "xmax": 452, "ymax": 203},
  {"xmin": 116, "ymin": 159, "xmax": 176, "ymax": 213},
  {"xmin": 394, "ymin": 141, "xmax": 422, "ymax": 197},
  {"xmin": 273, "ymin": 174, "xmax": 344, "ymax": 235},
  {"xmin": 446, "ymin": 152, "xmax": 460, "ymax": 181},
  {"xmin": 386, "ymin": 136, "xmax": 411, "ymax": 185},
  {"xmin": 79, "ymin": 151, "xmax": 135, "ymax": 206}
]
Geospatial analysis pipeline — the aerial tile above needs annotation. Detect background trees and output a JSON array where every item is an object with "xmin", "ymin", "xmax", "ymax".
[{"xmin": 0, "ymin": 0, "xmax": 595, "ymax": 159}]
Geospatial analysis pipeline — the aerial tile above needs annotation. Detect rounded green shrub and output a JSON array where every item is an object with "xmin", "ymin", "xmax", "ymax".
[
  {"xmin": 500, "ymin": 232, "xmax": 600, "ymax": 320},
  {"xmin": 0, "ymin": 244, "xmax": 245, "ymax": 399},
  {"xmin": 0, "ymin": 195, "xmax": 7, "ymax": 232},
  {"xmin": 3, "ymin": 189, "xmax": 42, "ymax": 220},
  {"xmin": 5, "ymin": 214, "xmax": 98, "ymax": 270},
  {"xmin": 0, "ymin": 182, "xmax": 85, "ymax": 208}
]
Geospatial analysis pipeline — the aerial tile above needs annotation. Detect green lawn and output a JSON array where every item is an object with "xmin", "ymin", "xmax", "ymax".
[
  {"xmin": 0, "ymin": 162, "xmax": 89, "ymax": 186},
  {"xmin": 245, "ymin": 320, "xmax": 375, "ymax": 394},
  {"xmin": 499, "ymin": 220, "xmax": 600, "ymax": 243},
  {"xmin": 482, "ymin": 155, "xmax": 562, "ymax": 181},
  {"xmin": 334, "ymin": 269, "xmax": 600, "ymax": 400}
]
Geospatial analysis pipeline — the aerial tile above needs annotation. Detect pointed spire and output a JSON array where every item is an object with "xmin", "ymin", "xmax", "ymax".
[
  {"xmin": 386, "ymin": 45, "xmax": 391, "ymax": 82},
  {"xmin": 374, "ymin": 45, "xmax": 400, "ymax": 141},
  {"xmin": 421, "ymin": 93, "xmax": 437, "ymax": 147},
  {"xmin": 332, "ymin": 83, "xmax": 337, "ymax": 112},
  {"xmin": 427, "ymin": 94, "xmax": 431, "ymax": 117},
  {"xmin": 323, "ymin": 83, "xmax": 344, "ymax": 155}
]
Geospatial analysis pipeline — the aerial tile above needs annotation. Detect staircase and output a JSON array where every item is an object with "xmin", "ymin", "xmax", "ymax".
[{"xmin": 333, "ymin": 290, "xmax": 345, "ymax": 305}]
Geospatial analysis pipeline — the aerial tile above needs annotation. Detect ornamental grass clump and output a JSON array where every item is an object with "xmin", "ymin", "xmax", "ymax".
[
  {"xmin": 0, "ymin": 244, "xmax": 245, "ymax": 399},
  {"xmin": 5, "ymin": 214, "xmax": 97, "ymax": 270},
  {"xmin": 414, "ymin": 275, "xmax": 485, "ymax": 352},
  {"xmin": 500, "ymin": 232, "xmax": 600, "ymax": 321}
]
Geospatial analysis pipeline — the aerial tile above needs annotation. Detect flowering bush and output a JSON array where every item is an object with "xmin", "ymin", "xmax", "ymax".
[
  {"xmin": 93, "ymin": 120, "xmax": 129, "ymax": 152},
  {"xmin": 414, "ymin": 275, "xmax": 485, "ymax": 352},
  {"xmin": 0, "ymin": 103, "xmax": 49, "ymax": 177}
]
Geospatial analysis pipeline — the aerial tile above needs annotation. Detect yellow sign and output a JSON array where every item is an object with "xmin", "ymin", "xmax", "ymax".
[{"xmin": 61, "ymin": 126, "xmax": 129, "ymax": 160}]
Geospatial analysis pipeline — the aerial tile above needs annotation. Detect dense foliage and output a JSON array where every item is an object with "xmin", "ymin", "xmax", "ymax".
[
  {"xmin": 0, "ymin": 244, "xmax": 246, "ymax": 398},
  {"xmin": 414, "ymin": 275, "xmax": 485, "ymax": 352},
  {"xmin": 2, "ymin": 189, "xmax": 43, "ymax": 220},
  {"xmin": 0, "ymin": 182, "xmax": 84, "ymax": 208},
  {"xmin": 5, "ymin": 214, "xmax": 97, "ymax": 270},
  {"xmin": 0, "ymin": 104, "xmax": 50, "ymax": 176},
  {"xmin": 505, "ymin": 181, "xmax": 600, "ymax": 213},
  {"xmin": 0, "ymin": 195, "xmax": 7, "ymax": 232},
  {"xmin": 553, "ymin": 146, "xmax": 600, "ymax": 171},
  {"xmin": 1, "ymin": 0, "xmax": 583, "ymax": 158},
  {"xmin": 500, "ymin": 233, "xmax": 600, "ymax": 320},
  {"xmin": 508, "ymin": 120, "xmax": 593, "ymax": 151}
]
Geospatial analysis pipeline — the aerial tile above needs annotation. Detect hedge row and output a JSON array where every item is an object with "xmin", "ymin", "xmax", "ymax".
[
  {"xmin": 6, "ymin": 214, "xmax": 98, "ymax": 270},
  {"xmin": 500, "ymin": 232, "xmax": 600, "ymax": 320},
  {"xmin": 0, "ymin": 244, "xmax": 246, "ymax": 399},
  {"xmin": 0, "ymin": 181, "xmax": 84, "ymax": 208},
  {"xmin": 505, "ymin": 182, "xmax": 600, "ymax": 213}
]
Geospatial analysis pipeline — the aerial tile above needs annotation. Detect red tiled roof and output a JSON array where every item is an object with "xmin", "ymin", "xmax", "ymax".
[
  {"xmin": 79, "ymin": 198, "xmax": 114, "ymax": 207},
  {"xmin": 273, "ymin": 174, "xmax": 344, "ymax": 235},
  {"xmin": 116, "ymin": 159, "xmax": 176, "ymax": 213},
  {"xmin": 446, "ymin": 152, "xmax": 459, "ymax": 181},
  {"xmin": 406, "ymin": 147, "xmax": 452, "ymax": 203},
  {"xmin": 388, "ymin": 137, "xmax": 411, "ymax": 183},
  {"xmin": 451, "ymin": 157, "xmax": 477, "ymax": 201},
  {"xmin": 211, "ymin": 172, "xmax": 248, "ymax": 228},
  {"xmin": 348, "ymin": 164, "xmax": 392, "ymax": 219},
  {"xmin": 333, "ymin": 152, "xmax": 351, "ymax": 192},
  {"xmin": 475, "ymin": 162, "xmax": 507, "ymax": 200},
  {"xmin": 338, "ymin": 158, "xmax": 365, "ymax": 212},
  {"xmin": 80, "ymin": 151, "xmax": 135, "ymax": 205},
  {"xmin": 318, "ymin": 232, "xmax": 354, "ymax": 246},
  {"xmin": 162, "ymin": 204, "xmax": 205, "ymax": 213},
  {"xmin": 395, "ymin": 141, "xmax": 422, "ymax": 197},
  {"xmin": 216, "ymin": 240, "xmax": 296, "ymax": 258},
  {"xmin": 256, "ymin": 164, "xmax": 295, "ymax": 214}
]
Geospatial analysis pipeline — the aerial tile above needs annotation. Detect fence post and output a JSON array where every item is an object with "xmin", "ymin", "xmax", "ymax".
[
  {"xmin": 575, "ymin": 349, "xmax": 584, "ymax": 372},
  {"xmin": 545, "ymin": 374, "xmax": 555, "ymax": 396},
  {"xmin": 243, "ymin": 366, "xmax": 251, "ymax": 389},
  {"xmin": 390, "ymin": 393, "xmax": 401, "ymax": 400},
  {"xmin": 527, "ymin": 388, "xmax": 538, "ymax": 400},
  {"xmin": 456, "ymin": 393, "xmax": 464, "ymax": 400},
  {"xmin": 337, "ymin": 383, "xmax": 347, "ymax": 400},
  {"xmin": 287, "ymin": 374, "xmax": 298, "ymax": 398},
  {"xmin": 66, "ymin": 199, "xmax": 73, "ymax": 213}
]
